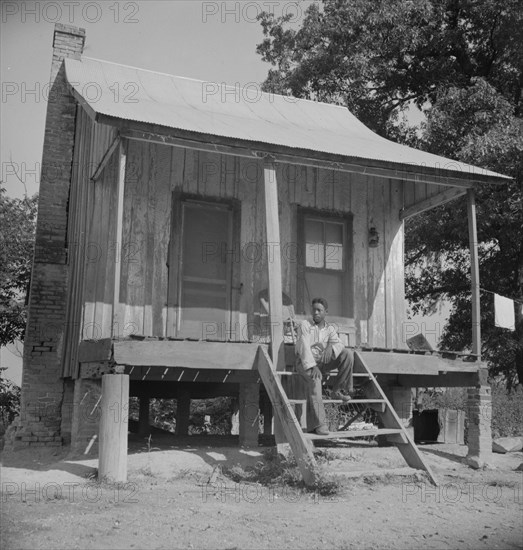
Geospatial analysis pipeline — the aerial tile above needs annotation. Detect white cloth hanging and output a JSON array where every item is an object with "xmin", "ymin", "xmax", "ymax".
[{"xmin": 494, "ymin": 294, "xmax": 515, "ymax": 330}]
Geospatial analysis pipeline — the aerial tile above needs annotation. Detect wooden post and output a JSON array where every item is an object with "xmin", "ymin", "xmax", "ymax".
[
  {"xmin": 263, "ymin": 158, "xmax": 287, "ymax": 450},
  {"xmin": 99, "ymin": 374, "xmax": 129, "ymax": 483},
  {"xmin": 260, "ymin": 394, "xmax": 273, "ymax": 436},
  {"xmin": 263, "ymin": 159, "xmax": 284, "ymax": 369},
  {"xmin": 239, "ymin": 382, "xmax": 259, "ymax": 447},
  {"xmin": 112, "ymin": 139, "xmax": 127, "ymax": 338},
  {"xmin": 176, "ymin": 389, "xmax": 191, "ymax": 436},
  {"xmin": 467, "ymin": 189, "xmax": 481, "ymax": 359},
  {"xmin": 138, "ymin": 396, "xmax": 150, "ymax": 435}
]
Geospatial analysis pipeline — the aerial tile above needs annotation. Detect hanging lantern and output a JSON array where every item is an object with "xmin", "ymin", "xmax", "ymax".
[{"xmin": 369, "ymin": 226, "xmax": 380, "ymax": 247}]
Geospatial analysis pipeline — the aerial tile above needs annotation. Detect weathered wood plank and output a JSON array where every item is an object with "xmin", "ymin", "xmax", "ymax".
[
  {"xmin": 142, "ymin": 143, "xmax": 154, "ymax": 336},
  {"xmin": 358, "ymin": 351, "xmax": 440, "ymax": 374},
  {"xmin": 113, "ymin": 140, "xmax": 127, "ymax": 337},
  {"xmin": 350, "ymin": 173, "xmax": 368, "ymax": 345},
  {"xmin": 467, "ymin": 189, "xmax": 481, "ymax": 358},
  {"xmin": 256, "ymin": 346, "xmax": 316, "ymax": 485},
  {"xmin": 100, "ymin": 160, "xmax": 117, "ymax": 337},
  {"xmin": 78, "ymin": 338, "xmax": 113, "ymax": 363},
  {"xmin": 113, "ymin": 340, "xmax": 262, "ymax": 369},
  {"xmin": 367, "ymin": 176, "xmax": 386, "ymax": 347},
  {"xmin": 151, "ymin": 143, "xmax": 171, "ymax": 337},
  {"xmin": 263, "ymin": 160, "xmax": 285, "ymax": 369},
  {"xmin": 401, "ymin": 187, "xmax": 467, "ymax": 219}
]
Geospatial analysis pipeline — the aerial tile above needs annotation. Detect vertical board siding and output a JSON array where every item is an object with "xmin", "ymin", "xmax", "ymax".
[{"xmin": 76, "ymin": 136, "xmax": 410, "ymax": 349}]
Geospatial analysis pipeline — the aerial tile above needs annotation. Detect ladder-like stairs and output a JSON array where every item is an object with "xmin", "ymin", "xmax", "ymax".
[{"xmin": 256, "ymin": 346, "xmax": 437, "ymax": 486}]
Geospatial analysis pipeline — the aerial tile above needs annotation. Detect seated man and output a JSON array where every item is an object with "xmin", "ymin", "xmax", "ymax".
[{"xmin": 296, "ymin": 297, "xmax": 354, "ymax": 436}]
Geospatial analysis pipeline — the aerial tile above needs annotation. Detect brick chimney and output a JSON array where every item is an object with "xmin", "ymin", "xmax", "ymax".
[{"xmin": 11, "ymin": 24, "xmax": 85, "ymax": 449}]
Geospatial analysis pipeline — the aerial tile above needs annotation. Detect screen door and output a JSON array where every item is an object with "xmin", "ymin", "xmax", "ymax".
[{"xmin": 177, "ymin": 201, "xmax": 232, "ymax": 340}]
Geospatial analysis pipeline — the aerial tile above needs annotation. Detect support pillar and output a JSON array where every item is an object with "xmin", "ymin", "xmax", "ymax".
[
  {"xmin": 260, "ymin": 393, "xmax": 273, "ymax": 436},
  {"xmin": 466, "ymin": 368, "xmax": 492, "ymax": 469},
  {"xmin": 138, "ymin": 396, "xmax": 150, "ymax": 435},
  {"xmin": 99, "ymin": 374, "xmax": 129, "ymax": 483},
  {"xmin": 239, "ymin": 382, "xmax": 259, "ymax": 447},
  {"xmin": 175, "ymin": 389, "xmax": 191, "ymax": 436}
]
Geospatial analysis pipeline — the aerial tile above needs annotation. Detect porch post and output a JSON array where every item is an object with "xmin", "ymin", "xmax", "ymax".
[
  {"xmin": 112, "ymin": 138, "xmax": 127, "ymax": 338},
  {"xmin": 467, "ymin": 189, "xmax": 481, "ymax": 358},
  {"xmin": 263, "ymin": 158, "xmax": 287, "ymax": 451},
  {"xmin": 466, "ymin": 189, "xmax": 492, "ymax": 468},
  {"xmin": 263, "ymin": 158, "xmax": 284, "ymax": 369}
]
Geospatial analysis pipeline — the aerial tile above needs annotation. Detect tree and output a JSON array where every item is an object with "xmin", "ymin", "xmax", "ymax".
[
  {"xmin": 0, "ymin": 187, "xmax": 38, "ymax": 346},
  {"xmin": 256, "ymin": 0, "xmax": 523, "ymax": 384},
  {"xmin": 256, "ymin": 0, "xmax": 523, "ymax": 135},
  {"xmin": 406, "ymin": 79, "xmax": 523, "ymax": 386}
]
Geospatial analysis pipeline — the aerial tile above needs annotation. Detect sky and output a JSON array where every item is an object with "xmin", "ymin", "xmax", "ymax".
[
  {"xmin": 2, "ymin": 0, "xmax": 313, "ymax": 199},
  {"xmin": 0, "ymin": 0, "xmax": 443, "ymax": 384},
  {"xmin": 0, "ymin": 0, "xmax": 321, "ymax": 383}
]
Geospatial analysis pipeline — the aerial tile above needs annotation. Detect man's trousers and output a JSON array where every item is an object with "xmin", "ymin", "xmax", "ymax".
[{"xmin": 299, "ymin": 348, "xmax": 354, "ymax": 431}]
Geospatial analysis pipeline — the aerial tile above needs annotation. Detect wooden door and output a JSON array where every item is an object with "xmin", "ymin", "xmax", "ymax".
[{"xmin": 177, "ymin": 201, "xmax": 232, "ymax": 340}]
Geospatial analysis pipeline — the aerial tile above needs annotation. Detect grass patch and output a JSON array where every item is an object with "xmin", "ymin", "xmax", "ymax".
[{"xmin": 221, "ymin": 448, "xmax": 344, "ymax": 497}]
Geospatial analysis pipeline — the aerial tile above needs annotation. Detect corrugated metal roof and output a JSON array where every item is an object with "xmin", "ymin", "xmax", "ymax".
[{"xmin": 64, "ymin": 57, "xmax": 510, "ymax": 182}]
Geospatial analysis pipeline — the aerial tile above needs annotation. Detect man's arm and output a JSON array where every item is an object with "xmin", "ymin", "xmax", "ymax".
[
  {"xmin": 296, "ymin": 320, "xmax": 318, "ymax": 370},
  {"xmin": 327, "ymin": 325, "xmax": 345, "ymax": 358}
]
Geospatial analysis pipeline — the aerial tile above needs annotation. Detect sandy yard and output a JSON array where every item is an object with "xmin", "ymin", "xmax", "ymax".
[{"xmin": 1, "ymin": 435, "xmax": 522, "ymax": 550}]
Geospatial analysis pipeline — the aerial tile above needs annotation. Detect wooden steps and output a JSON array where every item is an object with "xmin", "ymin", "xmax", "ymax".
[
  {"xmin": 257, "ymin": 346, "xmax": 438, "ymax": 486},
  {"xmin": 304, "ymin": 428, "xmax": 403, "ymax": 440}
]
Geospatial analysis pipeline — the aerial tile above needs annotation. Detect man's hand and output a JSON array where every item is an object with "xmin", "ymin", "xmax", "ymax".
[
  {"xmin": 320, "ymin": 344, "xmax": 334, "ymax": 365},
  {"xmin": 309, "ymin": 366, "xmax": 322, "ymax": 380}
]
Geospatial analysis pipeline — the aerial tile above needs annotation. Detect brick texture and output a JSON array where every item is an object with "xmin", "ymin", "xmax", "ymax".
[
  {"xmin": 466, "ymin": 381, "xmax": 493, "ymax": 467},
  {"xmin": 9, "ymin": 24, "xmax": 86, "ymax": 450}
]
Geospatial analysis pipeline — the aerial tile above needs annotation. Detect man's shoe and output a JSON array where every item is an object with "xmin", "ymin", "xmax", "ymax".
[
  {"xmin": 330, "ymin": 391, "xmax": 352, "ymax": 403},
  {"xmin": 309, "ymin": 425, "xmax": 330, "ymax": 436}
]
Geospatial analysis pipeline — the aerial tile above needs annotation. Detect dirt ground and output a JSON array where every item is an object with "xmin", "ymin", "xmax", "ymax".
[{"xmin": 1, "ymin": 435, "xmax": 522, "ymax": 550}]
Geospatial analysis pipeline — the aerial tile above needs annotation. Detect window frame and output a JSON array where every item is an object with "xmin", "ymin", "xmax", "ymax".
[{"xmin": 297, "ymin": 208, "xmax": 354, "ymax": 317}]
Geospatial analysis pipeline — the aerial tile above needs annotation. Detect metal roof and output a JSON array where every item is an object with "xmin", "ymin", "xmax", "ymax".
[{"xmin": 64, "ymin": 57, "xmax": 510, "ymax": 183}]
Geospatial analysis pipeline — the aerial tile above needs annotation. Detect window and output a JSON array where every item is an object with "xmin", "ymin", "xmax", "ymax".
[{"xmin": 300, "ymin": 214, "xmax": 351, "ymax": 317}]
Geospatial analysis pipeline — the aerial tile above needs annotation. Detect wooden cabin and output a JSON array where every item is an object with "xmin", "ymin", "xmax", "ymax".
[{"xmin": 13, "ymin": 25, "xmax": 509, "ymax": 476}]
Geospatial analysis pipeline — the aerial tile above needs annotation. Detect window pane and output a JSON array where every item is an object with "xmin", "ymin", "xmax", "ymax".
[
  {"xmin": 304, "ymin": 271, "xmax": 343, "ymax": 316},
  {"xmin": 183, "ymin": 205, "xmax": 229, "ymax": 280},
  {"xmin": 325, "ymin": 244, "xmax": 343, "ymax": 270},
  {"xmin": 325, "ymin": 222, "xmax": 343, "ymax": 245},
  {"xmin": 305, "ymin": 219, "xmax": 324, "ymax": 268},
  {"xmin": 325, "ymin": 222, "xmax": 344, "ymax": 270}
]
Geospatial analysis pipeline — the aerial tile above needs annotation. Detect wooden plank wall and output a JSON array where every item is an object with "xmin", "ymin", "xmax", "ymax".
[
  {"xmin": 75, "ymin": 137, "xmax": 416, "ymax": 356},
  {"xmin": 403, "ymin": 180, "xmax": 448, "ymax": 209},
  {"xmin": 62, "ymin": 111, "xmax": 117, "ymax": 376}
]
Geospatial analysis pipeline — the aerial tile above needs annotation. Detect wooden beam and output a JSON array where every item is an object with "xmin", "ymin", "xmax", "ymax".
[
  {"xmin": 239, "ymin": 382, "xmax": 260, "ymax": 447},
  {"xmin": 78, "ymin": 338, "xmax": 112, "ymax": 363},
  {"xmin": 90, "ymin": 135, "xmax": 120, "ymax": 181},
  {"xmin": 467, "ymin": 189, "xmax": 481, "ymax": 358},
  {"xmin": 113, "ymin": 340, "xmax": 262, "ymax": 369},
  {"xmin": 400, "ymin": 187, "xmax": 467, "ymax": 219},
  {"xmin": 256, "ymin": 347, "xmax": 317, "ymax": 485},
  {"xmin": 112, "ymin": 139, "xmax": 127, "ymax": 338},
  {"xmin": 263, "ymin": 159, "xmax": 285, "ymax": 370},
  {"xmin": 396, "ymin": 372, "xmax": 479, "ymax": 388},
  {"xmin": 119, "ymin": 128, "xmax": 494, "ymax": 188}
]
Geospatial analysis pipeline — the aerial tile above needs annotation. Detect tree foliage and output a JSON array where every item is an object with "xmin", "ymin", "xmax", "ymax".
[
  {"xmin": 257, "ymin": 0, "xmax": 523, "ymax": 135},
  {"xmin": 0, "ymin": 187, "xmax": 38, "ymax": 346},
  {"xmin": 256, "ymin": 0, "xmax": 523, "ymax": 384}
]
